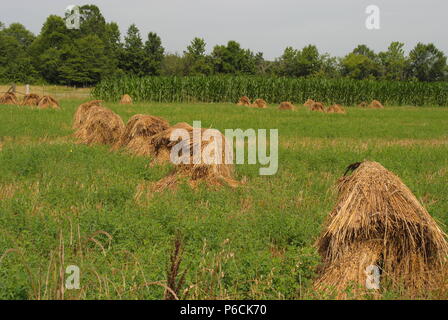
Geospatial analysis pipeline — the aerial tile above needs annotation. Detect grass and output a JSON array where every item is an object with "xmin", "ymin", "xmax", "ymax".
[
  {"xmin": 0, "ymin": 100, "xmax": 447, "ymax": 300},
  {"xmin": 0, "ymin": 85, "xmax": 91, "ymax": 101}
]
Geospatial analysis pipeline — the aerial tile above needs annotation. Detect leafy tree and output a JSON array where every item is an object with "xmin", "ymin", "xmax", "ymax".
[
  {"xmin": 79, "ymin": 5, "xmax": 107, "ymax": 39},
  {"xmin": 186, "ymin": 37, "xmax": 206, "ymax": 57},
  {"xmin": 77, "ymin": 6, "xmax": 119, "ymax": 77},
  {"xmin": 254, "ymin": 52, "xmax": 270, "ymax": 75},
  {"xmin": 407, "ymin": 43, "xmax": 447, "ymax": 82},
  {"xmin": 276, "ymin": 46, "xmax": 298, "ymax": 76},
  {"xmin": 105, "ymin": 22, "xmax": 121, "ymax": 51},
  {"xmin": 29, "ymin": 11, "xmax": 111, "ymax": 85},
  {"xmin": 341, "ymin": 45, "xmax": 382, "ymax": 79},
  {"xmin": 38, "ymin": 48, "xmax": 63, "ymax": 83},
  {"xmin": 29, "ymin": 15, "xmax": 71, "ymax": 83},
  {"xmin": 352, "ymin": 44, "xmax": 376, "ymax": 60},
  {"xmin": 340, "ymin": 54, "xmax": 376, "ymax": 79},
  {"xmin": 0, "ymin": 22, "xmax": 38, "ymax": 82},
  {"xmin": 104, "ymin": 22, "xmax": 123, "ymax": 75},
  {"xmin": 143, "ymin": 32, "xmax": 164, "ymax": 75},
  {"xmin": 25, "ymin": 7, "xmax": 123, "ymax": 84},
  {"xmin": 1, "ymin": 23, "xmax": 35, "ymax": 47},
  {"xmin": 239, "ymin": 49, "xmax": 257, "ymax": 74},
  {"xmin": 30, "ymin": 15, "xmax": 71, "ymax": 53},
  {"xmin": 316, "ymin": 53, "xmax": 340, "ymax": 78},
  {"xmin": 378, "ymin": 42, "xmax": 407, "ymax": 80},
  {"xmin": 0, "ymin": 32, "xmax": 38, "ymax": 83},
  {"xmin": 120, "ymin": 24, "xmax": 145, "ymax": 76},
  {"xmin": 276, "ymin": 45, "xmax": 321, "ymax": 77},
  {"xmin": 183, "ymin": 37, "xmax": 212, "ymax": 75},
  {"xmin": 58, "ymin": 35, "xmax": 109, "ymax": 85},
  {"xmin": 161, "ymin": 53, "xmax": 186, "ymax": 76},
  {"xmin": 211, "ymin": 41, "xmax": 256, "ymax": 74},
  {"xmin": 77, "ymin": 6, "xmax": 122, "ymax": 78},
  {"xmin": 296, "ymin": 45, "xmax": 321, "ymax": 76}
]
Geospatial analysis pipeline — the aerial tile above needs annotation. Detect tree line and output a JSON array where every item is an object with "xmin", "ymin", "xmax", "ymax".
[{"xmin": 0, "ymin": 4, "xmax": 447, "ymax": 86}]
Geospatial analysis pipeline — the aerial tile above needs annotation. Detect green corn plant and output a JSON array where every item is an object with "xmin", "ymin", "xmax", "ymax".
[{"xmin": 91, "ymin": 76, "xmax": 448, "ymax": 107}]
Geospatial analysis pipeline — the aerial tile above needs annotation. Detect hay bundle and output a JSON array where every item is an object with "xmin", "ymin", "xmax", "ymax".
[
  {"xmin": 310, "ymin": 102, "xmax": 325, "ymax": 112},
  {"xmin": 150, "ymin": 122, "xmax": 193, "ymax": 164},
  {"xmin": 113, "ymin": 114, "xmax": 170, "ymax": 156},
  {"xmin": 252, "ymin": 99, "xmax": 268, "ymax": 109},
  {"xmin": 73, "ymin": 100, "xmax": 103, "ymax": 129},
  {"xmin": 315, "ymin": 161, "xmax": 448, "ymax": 298},
  {"xmin": 74, "ymin": 106, "xmax": 125, "ymax": 146},
  {"xmin": 278, "ymin": 101, "xmax": 296, "ymax": 111},
  {"xmin": 120, "ymin": 94, "xmax": 133, "ymax": 104},
  {"xmin": 21, "ymin": 93, "xmax": 41, "ymax": 106},
  {"xmin": 0, "ymin": 92, "xmax": 19, "ymax": 105},
  {"xmin": 38, "ymin": 95, "xmax": 60, "ymax": 109},
  {"xmin": 151, "ymin": 123, "xmax": 238, "ymax": 189},
  {"xmin": 358, "ymin": 102, "xmax": 368, "ymax": 108},
  {"xmin": 304, "ymin": 99, "xmax": 315, "ymax": 107},
  {"xmin": 369, "ymin": 100, "xmax": 384, "ymax": 109},
  {"xmin": 237, "ymin": 96, "xmax": 251, "ymax": 107},
  {"xmin": 326, "ymin": 104, "xmax": 346, "ymax": 114}
]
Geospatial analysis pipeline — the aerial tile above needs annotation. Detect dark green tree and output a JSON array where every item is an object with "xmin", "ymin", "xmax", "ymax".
[
  {"xmin": 407, "ymin": 43, "xmax": 447, "ymax": 82},
  {"xmin": 0, "ymin": 31, "xmax": 38, "ymax": 83},
  {"xmin": 1, "ymin": 23, "xmax": 35, "ymax": 47},
  {"xmin": 378, "ymin": 42, "xmax": 407, "ymax": 80},
  {"xmin": 254, "ymin": 52, "xmax": 270, "ymax": 75},
  {"xmin": 29, "ymin": 15, "xmax": 71, "ymax": 83},
  {"xmin": 143, "ymin": 32, "xmax": 164, "ymax": 75},
  {"xmin": 30, "ymin": 15, "xmax": 71, "ymax": 52},
  {"xmin": 316, "ymin": 54, "xmax": 340, "ymax": 78},
  {"xmin": 183, "ymin": 37, "xmax": 212, "ymax": 75},
  {"xmin": 276, "ymin": 45, "xmax": 322, "ymax": 77},
  {"xmin": 77, "ymin": 5, "xmax": 119, "ymax": 76},
  {"xmin": 187, "ymin": 37, "xmax": 206, "ymax": 56},
  {"xmin": 58, "ymin": 34, "xmax": 109, "ymax": 85},
  {"xmin": 104, "ymin": 22, "xmax": 123, "ymax": 75},
  {"xmin": 296, "ymin": 45, "xmax": 321, "ymax": 76},
  {"xmin": 352, "ymin": 44, "xmax": 376, "ymax": 60},
  {"xmin": 27, "ymin": 6, "xmax": 124, "ymax": 84},
  {"xmin": 340, "ymin": 45, "xmax": 382, "ymax": 79},
  {"xmin": 211, "ymin": 41, "xmax": 256, "ymax": 74},
  {"xmin": 161, "ymin": 53, "xmax": 186, "ymax": 76},
  {"xmin": 78, "ymin": 5, "xmax": 107, "ymax": 39},
  {"xmin": 340, "ymin": 54, "xmax": 377, "ymax": 79},
  {"xmin": 276, "ymin": 46, "xmax": 299, "ymax": 76},
  {"xmin": 120, "ymin": 24, "xmax": 145, "ymax": 76}
]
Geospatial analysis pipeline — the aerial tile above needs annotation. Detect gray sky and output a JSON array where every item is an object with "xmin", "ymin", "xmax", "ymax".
[{"xmin": 1, "ymin": 0, "xmax": 447, "ymax": 59}]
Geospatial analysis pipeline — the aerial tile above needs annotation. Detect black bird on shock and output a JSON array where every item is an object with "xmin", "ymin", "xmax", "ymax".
[{"xmin": 344, "ymin": 162, "xmax": 362, "ymax": 176}]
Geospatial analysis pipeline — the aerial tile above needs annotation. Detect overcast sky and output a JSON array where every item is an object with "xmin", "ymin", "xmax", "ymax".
[{"xmin": 2, "ymin": 0, "xmax": 447, "ymax": 59}]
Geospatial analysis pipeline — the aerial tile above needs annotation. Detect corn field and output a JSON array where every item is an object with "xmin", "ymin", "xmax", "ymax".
[{"xmin": 92, "ymin": 76, "xmax": 448, "ymax": 106}]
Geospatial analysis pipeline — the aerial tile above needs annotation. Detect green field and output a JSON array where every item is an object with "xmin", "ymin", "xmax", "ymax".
[{"xmin": 0, "ymin": 100, "xmax": 447, "ymax": 299}]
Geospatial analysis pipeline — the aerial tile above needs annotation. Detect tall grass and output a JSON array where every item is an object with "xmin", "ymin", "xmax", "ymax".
[{"xmin": 92, "ymin": 76, "xmax": 448, "ymax": 106}]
